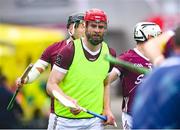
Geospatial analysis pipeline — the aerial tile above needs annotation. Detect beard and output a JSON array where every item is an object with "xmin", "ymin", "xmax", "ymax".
[{"xmin": 86, "ymin": 32, "xmax": 104, "ymax": 46}]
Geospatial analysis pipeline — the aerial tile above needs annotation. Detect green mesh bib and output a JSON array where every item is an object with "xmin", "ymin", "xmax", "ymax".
[{"xmin": 54, "ymin": 39, "xmax": 110, "ymax": 118}]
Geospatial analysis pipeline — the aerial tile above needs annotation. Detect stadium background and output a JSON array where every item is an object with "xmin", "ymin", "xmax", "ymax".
[{"xmin": 0, "ymin": 0, "xmax": 179, "ymax": 129}]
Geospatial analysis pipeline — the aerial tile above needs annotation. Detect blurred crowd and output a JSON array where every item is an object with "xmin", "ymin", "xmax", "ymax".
[
  {"xmin": 0, "ymin": 24, "xmax": 64, "ymax": 128},
  {"xmin": 0, "ymin": 71, "xmax": 50, "ymax": 128}
]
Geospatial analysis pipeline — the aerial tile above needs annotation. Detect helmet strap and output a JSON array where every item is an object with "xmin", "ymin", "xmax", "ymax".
[
  {"xmin": 139, "ymin": 30, "xmax": 148, "ymax": 41},
  {"xmin": 68, "ymin": 23, "xmax": 76, "ymax": 39}
]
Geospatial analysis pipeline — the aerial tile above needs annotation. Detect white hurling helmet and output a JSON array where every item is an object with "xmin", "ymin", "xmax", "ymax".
[{"xmin": 134, "ymin": 22, "xmax": 162, "ymax": 42}]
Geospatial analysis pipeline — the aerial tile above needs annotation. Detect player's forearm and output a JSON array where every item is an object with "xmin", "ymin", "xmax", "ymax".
[
  {"xmin": 108, "ymin": 68, "xmax": 119, "ymax": 83},
  {"xmin": 103, "ymin": 77, "xmax": 111, "ymax": 110},
  {"xmin": 27, "ymin": 59, "xmax": 48, "ymax": 83},
  {"xmin": 46, "ymin": 81, "xmax": 64, "ymax": 98},
  {"xmin": 46, "ymin": 68, "xmax": 66, "ymax": 98},
  {"xmin": 47, "ymin": 83, "xmax": 74, "ymax": 108}
]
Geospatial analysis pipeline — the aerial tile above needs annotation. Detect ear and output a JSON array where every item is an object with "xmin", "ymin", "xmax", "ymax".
[{"xmin": 68, "ymin": 24, "xmax": 74, "ymax": 34}]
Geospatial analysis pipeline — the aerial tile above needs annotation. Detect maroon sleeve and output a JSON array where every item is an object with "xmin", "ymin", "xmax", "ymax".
[
  {"xmin": 40, "ymin": 42, "xmax": 60, "ymax": 63},
  {"xmin": 54, "ymin": 41, "xmax": 75, "ymax": 70},
  {"xmin": 40, "ymin": 40, "xmax": 68, "ymax": 66},
  {"xmin": 40, "ymin": 45, "xmax": 53, "ymax": 63},
  {"xmin": 108, "ymin": 47, "xmax": 116, "ymax": 72}
]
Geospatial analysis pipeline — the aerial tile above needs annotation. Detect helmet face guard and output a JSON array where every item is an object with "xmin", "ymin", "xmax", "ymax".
[
  {"xmin": 134, "ymin": 22, "xmax": 162, "ymax": 42},
  {"xmin": 84, "ymin": 8, "xmax": 107, "ymax": 23},
  {"xmin": 67, "ymin": 13, "xmax": 84, "ymax": 29}
]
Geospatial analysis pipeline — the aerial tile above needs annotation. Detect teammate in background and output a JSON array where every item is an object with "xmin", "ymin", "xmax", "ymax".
[
  {"xmin": 132, "ymin": 26, "xmax": 180, "ymax": 129},
  {"xmin": 16, "ymin": 12, "xmax": 85, "ymax": 112},
  {"xmin": 46, "ymin": 8, "xmax": 116, "ymax": 129},
  {"xmin": 108, "ymin": 22, "xmax": 161, "ymax": 129},
  {"xmin": 16, "ymin": 12, "xmax": 84, "ymax": 85},
  {"xmin": 143, "ymin": 29, "xmax": 175, "ymax": 66}
]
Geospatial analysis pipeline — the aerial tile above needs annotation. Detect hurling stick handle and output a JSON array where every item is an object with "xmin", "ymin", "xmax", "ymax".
[
  {"xmin": 105, "ymin": 54, "xmax": 150, "ymax": 74},
  {"xmin": 7, "ymin": 88, "xmax": 20, "ymax": 111},
  {"xmin": 80, "ymin": 107, "xmax": 117, "ymax": 127},
  {"xmin": 79, "ymin": 106, "xmax": 107, "ymax": 120},
  {"xmin": 7, "ymin": 63, "xmax": 33, "ymax": 111},
  {"xmin": 86, "ymin": 109, "xmax": 107, "ymax": 121},
  {"xmin": 20, "ymin": 63, "xmax": 33, "ymax": 81}
]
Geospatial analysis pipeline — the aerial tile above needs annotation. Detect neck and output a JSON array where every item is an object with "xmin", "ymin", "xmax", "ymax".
[
  {"xmin": 83, "ymin": 37, "xmax": 102, "ymax": 52},
  {"xmin": 135, "ymin": 43, "xmax": 146, "ymax": 56},
  {"xmin": 68, "ymin": 36, "xmax": 74, "ymax": 41}
]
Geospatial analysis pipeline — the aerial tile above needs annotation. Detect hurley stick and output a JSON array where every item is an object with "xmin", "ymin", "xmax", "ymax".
[
  {"xmin": 105, "ymin": 54, "xmax": 150, "ymax": 74},
  {"xmin": 7, "ymin": 63, "xmax": 33, "ymax": 111}
]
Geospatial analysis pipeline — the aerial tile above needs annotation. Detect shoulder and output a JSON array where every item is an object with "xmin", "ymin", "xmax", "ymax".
[
  {"xmin": 55, "ymin": 41, "xmax": 75, "ymax": 69},
  {"xmin": 118, "ymin": 49, "xmax": 135, "ymax": 60},
  {"xmin": 56, "ymin": 41, "xmax": 75, "ymax": 63},
  {"xmin": 42, "ymin": 40, "xmax": 67, "ymax": 54},
  {"xmin": 104, "ymin": 42, "xmax": 116, "ymax": 57},
  {"xmin": 109, "ymin": 47, "xmax": 116, "ymax": 57},
  {"xmin": 40, "ymin": 39, "xmax": 68, "ymax": 63},
  {"xmin": 60, "ymin": 41, "xmax": 75, "ymax": 53},
  {"xmin": 48, "ymin": 40, "xmax": 67, "ymax": 50}
]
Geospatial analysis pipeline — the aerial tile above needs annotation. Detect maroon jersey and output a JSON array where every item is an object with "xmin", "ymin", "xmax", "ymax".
[
  {"xmin": 40, "ymin": 39, "xmax": 70, "ymax": 69},
  {"xmin": 115, "ymin": 48, "xmax": 152, "ymax": 114},
  {"xmin": 54, "ymin": 40, "xmax": 116, "ymax": 72}
]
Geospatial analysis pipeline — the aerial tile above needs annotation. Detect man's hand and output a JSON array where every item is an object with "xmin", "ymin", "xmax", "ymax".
[
  {"xmin": 103, "ymin": 109, "xmax": 116, "ymax": 127},
  {"xmin": 68, "ymin": 98, "xmax": 81, "ymax": 115},
  {"xmin": 15, "ymin": 77, "xmax": 28, "ymax": 88},
  {"xmin": 70, "ymin": 107, "xmax": 81, "ymax": 115}
]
